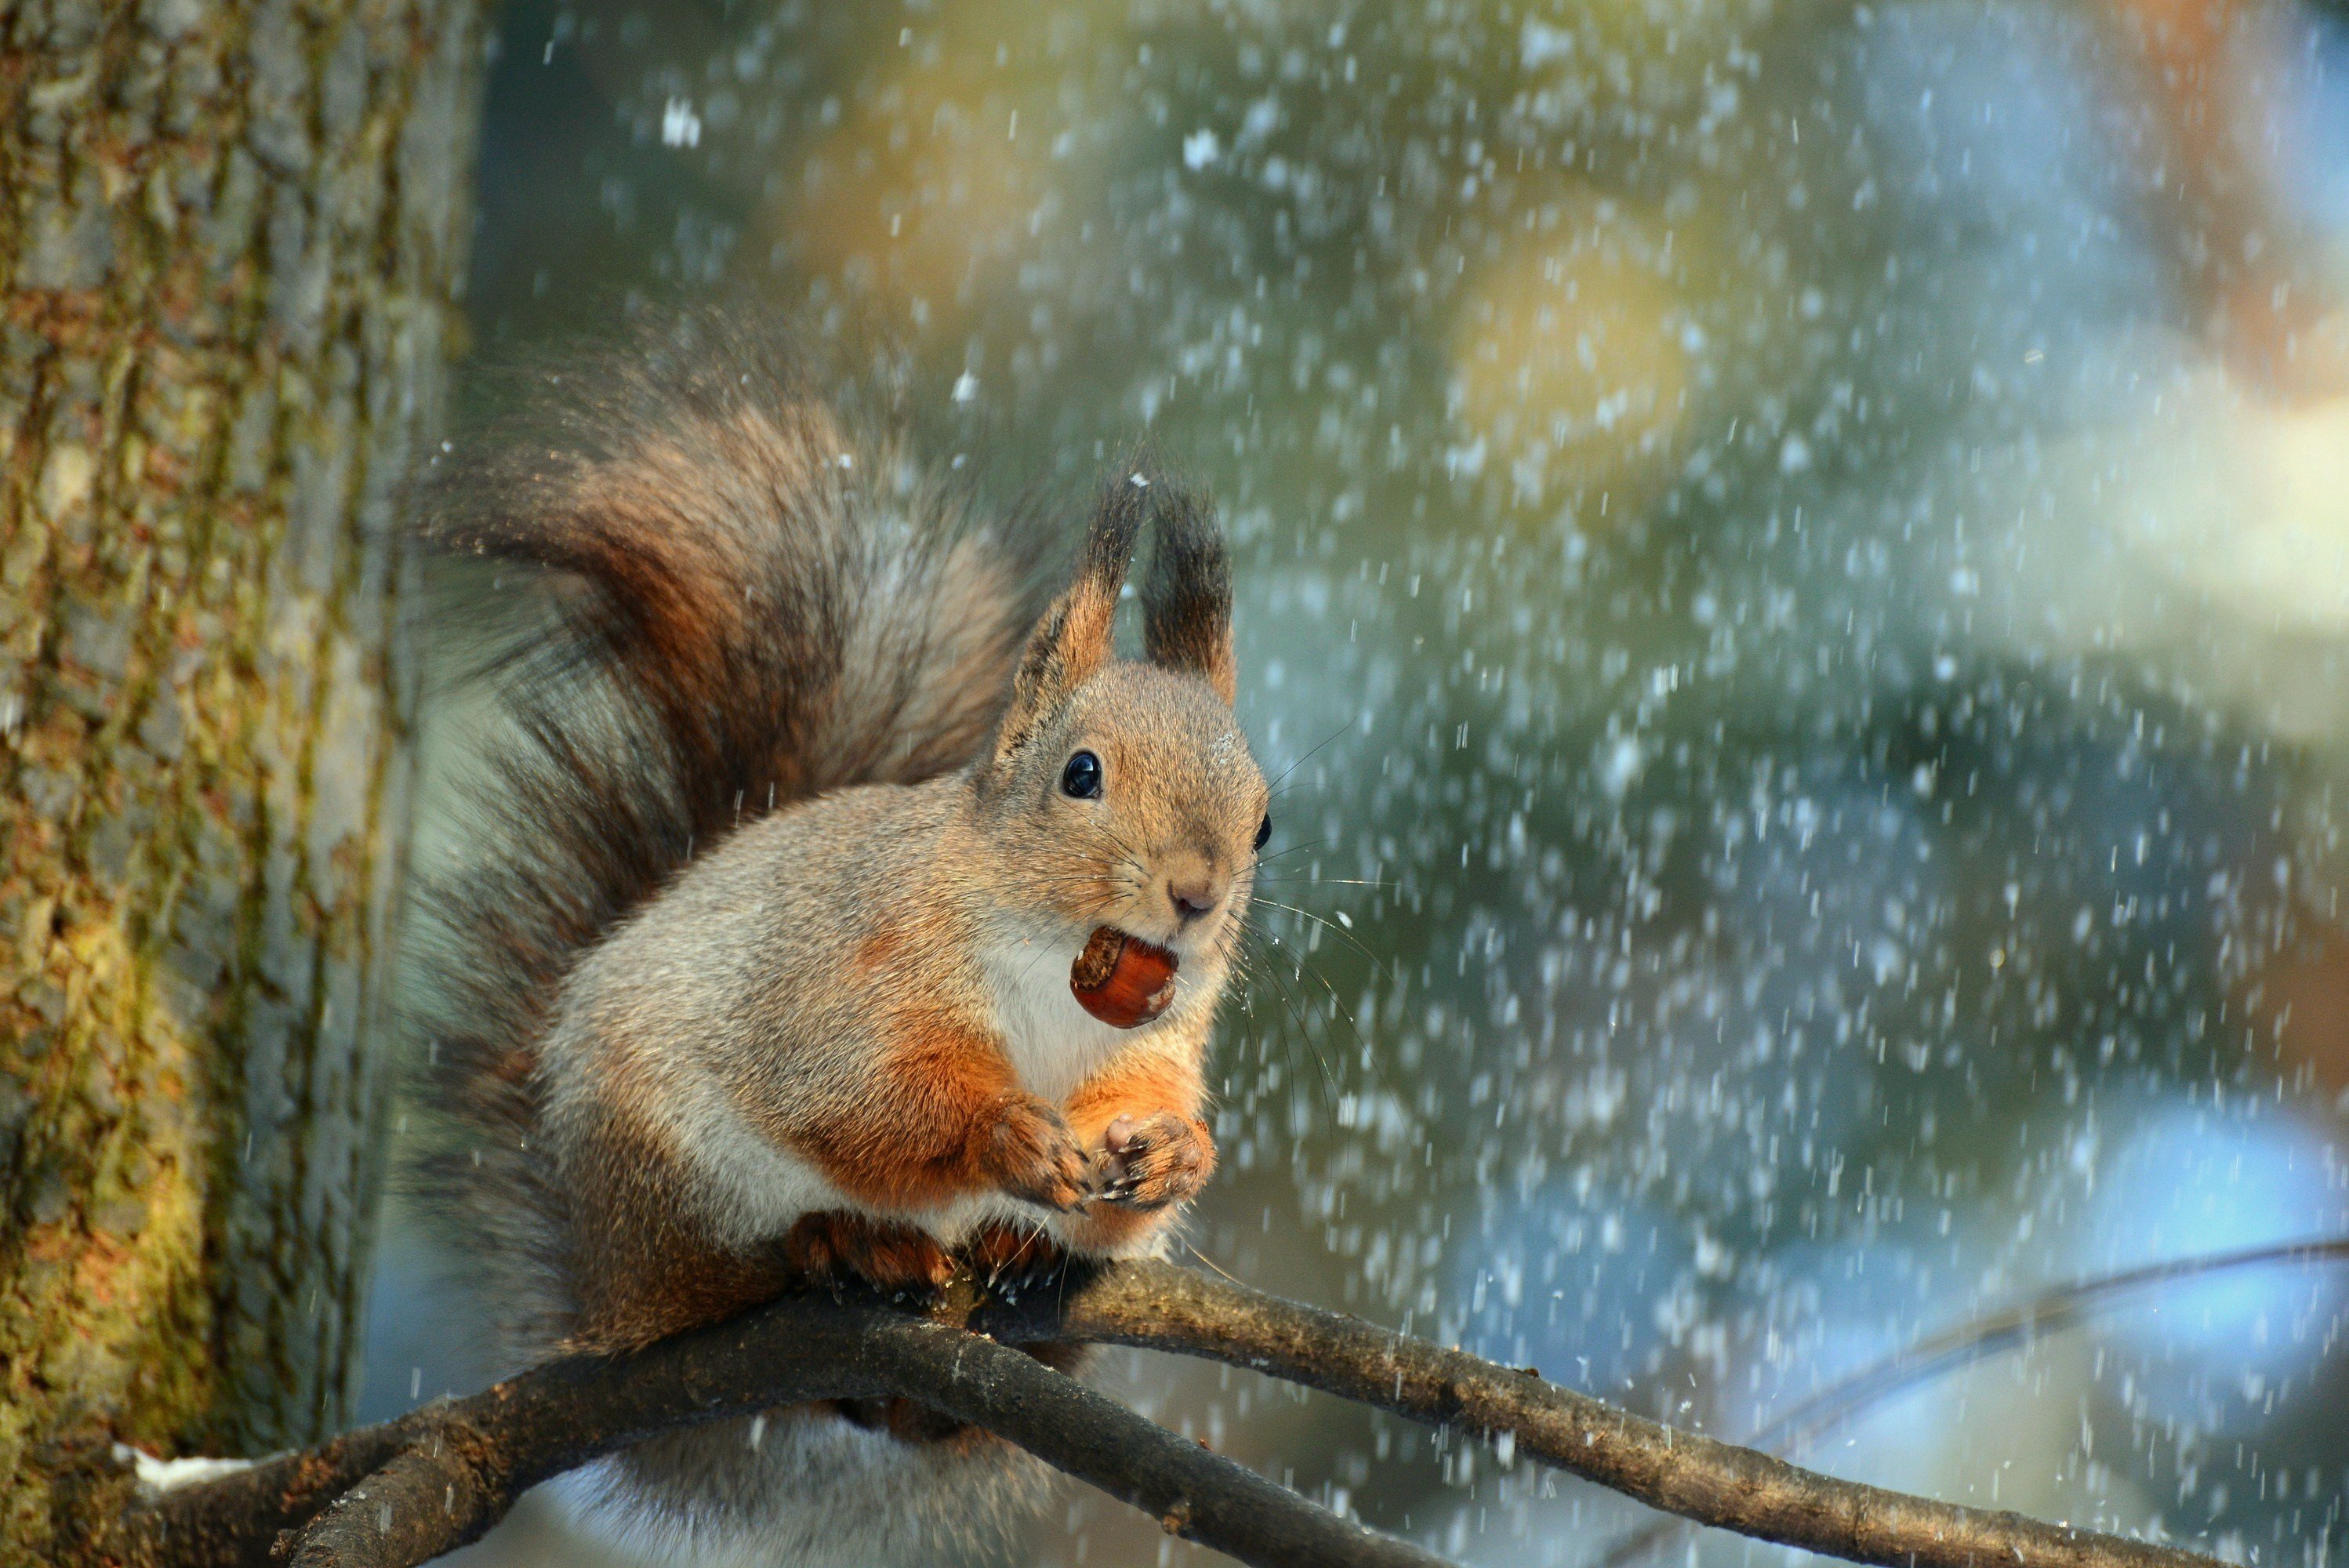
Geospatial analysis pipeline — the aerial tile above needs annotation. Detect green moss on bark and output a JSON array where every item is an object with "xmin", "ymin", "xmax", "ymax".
[{"xmin": 0, "ymin": 0, "xmax": 481, "ymax": 1554}]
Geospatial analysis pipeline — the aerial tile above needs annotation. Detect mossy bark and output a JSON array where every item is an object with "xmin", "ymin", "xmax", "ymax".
[{"xmin": 0, "ymin": 0, "xmax": 481, "ymax": 1554}]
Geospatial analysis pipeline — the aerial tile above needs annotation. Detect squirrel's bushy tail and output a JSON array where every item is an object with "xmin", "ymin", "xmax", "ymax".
[{"xmin": 408, "ymin": 316, "xmax": 1048, "ymax": 1359}]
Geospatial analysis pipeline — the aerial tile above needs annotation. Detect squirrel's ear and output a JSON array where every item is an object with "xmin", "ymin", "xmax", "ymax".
[
  {"xmin": 991, "ymin": 476, "xmax": 1145, "ymax": 766},
  {"xmin": 1140, "ymin": 484, "xmax": 1236, "ymax": 705}
]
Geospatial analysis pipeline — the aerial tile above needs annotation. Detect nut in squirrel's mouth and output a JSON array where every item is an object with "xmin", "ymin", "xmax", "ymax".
[{"xmin": 1069, "ymin": 927, "xmax": 1178, "ymax": 1029}]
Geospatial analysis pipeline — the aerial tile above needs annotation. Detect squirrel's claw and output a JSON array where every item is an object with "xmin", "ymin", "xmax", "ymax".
[{"xmin": 964, "ymin": 1221, "xmax": 1067, "ymax": 1298}]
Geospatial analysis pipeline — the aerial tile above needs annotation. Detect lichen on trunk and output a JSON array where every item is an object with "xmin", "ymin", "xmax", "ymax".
[{"xmin": 0, "ymin": 0, "xmax": 482, "ymax": 1554}]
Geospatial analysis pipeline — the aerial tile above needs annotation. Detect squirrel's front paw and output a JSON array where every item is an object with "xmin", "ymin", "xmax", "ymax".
[
  {"xmin": 781, "ymin": 1211, "xmax": 954, "ymax": 1300},
  {"xmin": 1091, "ymin": 1112, "xmax": 1215, "ymax": 1210},
  {"xmin": 980, "ymin": 1094, "xmax": 1091, "ymax": 1211}
]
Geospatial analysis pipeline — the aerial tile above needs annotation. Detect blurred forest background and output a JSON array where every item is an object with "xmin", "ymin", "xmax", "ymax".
[{"xmin": 372, "ymin": 0, "xmax": 2349, "ymax": 1563}]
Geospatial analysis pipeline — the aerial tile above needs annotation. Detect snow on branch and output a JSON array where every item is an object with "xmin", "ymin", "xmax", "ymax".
[{"xmin": 105, "ymin": 1259, "xmax": 2223, "ymax": 1568}]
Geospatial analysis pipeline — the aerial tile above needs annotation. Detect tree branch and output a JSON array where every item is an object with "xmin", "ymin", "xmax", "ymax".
[
  {"xmin": 113, "ymin": 1283, "xmax": 1438, "ymax": 1568},
  {"xmin": 1018, "ymin": 1261, "xmax": 2219, "ymax": 1568},
  {"xmin": 111, "ymin": 1261, "xmax": 2227, "ymax": 1568}
]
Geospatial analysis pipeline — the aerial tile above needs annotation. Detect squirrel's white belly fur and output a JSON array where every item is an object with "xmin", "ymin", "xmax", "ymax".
[{"xmin": 980, "ymin": 926, "xmax": 1134, "ymax": 1105}]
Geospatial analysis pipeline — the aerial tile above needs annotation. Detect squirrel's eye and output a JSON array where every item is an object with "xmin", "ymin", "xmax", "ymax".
[
  {"xmin": 1254, "ymin": 812, "xmax": 1273, "ymax": 851},
  {"xmin": 1061, "ymin": 750, "xmax": 1103, "ymax": 799}
]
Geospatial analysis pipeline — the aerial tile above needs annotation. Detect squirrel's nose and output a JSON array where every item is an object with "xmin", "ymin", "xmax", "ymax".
[{"xmin": 1167, "ymin": 873, "xmax": 1222, "ymax": 924}]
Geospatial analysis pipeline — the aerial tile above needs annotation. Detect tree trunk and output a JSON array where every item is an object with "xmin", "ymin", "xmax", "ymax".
[{"xmin": 0, "ymin": 0, "xmax": 482, "ymax": 1554}]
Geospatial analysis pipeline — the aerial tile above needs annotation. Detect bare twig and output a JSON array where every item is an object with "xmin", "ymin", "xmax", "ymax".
[
  {"xmin": 113, "ymin": 1261, "xmax": 2228, "ymax": 1568},
  {"xmin": 1748, "ymin": 1234, "xmax": 2349, "ymax": 1459},
  {"xmin": 1592, "ymin": 1235, "xmax": 2349, "ymax": 1568}
]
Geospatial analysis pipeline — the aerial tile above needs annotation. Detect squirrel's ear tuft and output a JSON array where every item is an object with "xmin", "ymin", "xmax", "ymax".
[
  {"xmin": 1141, "ymin": 483, "xmax": 1236, "ymax": 705},
  {"xmin": 991, "ymin": 474, "xmax": 1146, "ymax": 765}
]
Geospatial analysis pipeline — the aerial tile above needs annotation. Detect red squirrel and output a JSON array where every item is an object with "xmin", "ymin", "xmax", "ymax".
[{"xmin": 413, "ymin": 317, "xmax": 1267, "ymax": 1565}]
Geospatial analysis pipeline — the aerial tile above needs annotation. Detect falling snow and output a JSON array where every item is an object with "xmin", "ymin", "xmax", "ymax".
[{"xmin": 376, "ymin": 2, "xmax": 2349, "ymax": 1565}]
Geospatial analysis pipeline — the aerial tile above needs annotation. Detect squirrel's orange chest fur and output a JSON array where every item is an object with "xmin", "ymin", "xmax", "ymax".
[{"xmin": 550, "ymin": 823, "xmax": 1227, "ymax": 1351}]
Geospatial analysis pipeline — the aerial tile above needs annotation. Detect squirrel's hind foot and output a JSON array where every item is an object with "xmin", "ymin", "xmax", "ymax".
[
  {"xmin": 780, "ymin": 1211, "xmax": 955, "ymax": 1301},
  {"xmin": 964, "ymin": 1220, "xmax": 1070, "ymax": 1298}
]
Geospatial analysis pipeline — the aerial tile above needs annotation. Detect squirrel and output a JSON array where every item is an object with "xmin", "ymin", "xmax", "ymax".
[{"xmin": 410, "ymin": 317, "xmax": 1269, "ymax": 1567}]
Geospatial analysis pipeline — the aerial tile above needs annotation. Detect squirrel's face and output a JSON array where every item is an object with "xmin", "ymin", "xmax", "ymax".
[
  {"xmin": 975, "ymin": 474, "xmax": 1262, "ymax": 974},
  {"xmin": 990, "ymin": 663, "xmax": 1267, "ymax": 961}
]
